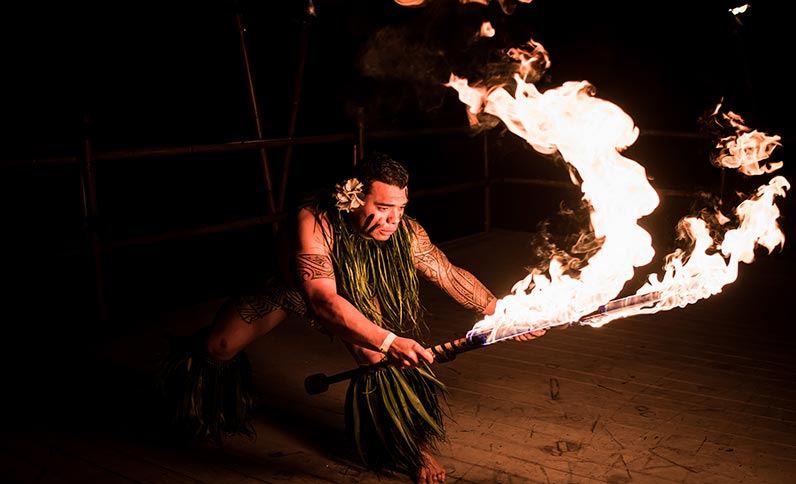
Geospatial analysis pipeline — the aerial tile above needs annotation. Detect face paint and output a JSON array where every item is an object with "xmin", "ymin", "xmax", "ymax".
[
  {"xmin": 350, "ymin": 181, "xmax": 408, "ymax": 241},
  {"xmin": 362, "ymin": 213, "xmax": 374, "ymax": 229},
  {"xmin": 366, "ymin": 217, "xmax": 382, "ymax": 234}
]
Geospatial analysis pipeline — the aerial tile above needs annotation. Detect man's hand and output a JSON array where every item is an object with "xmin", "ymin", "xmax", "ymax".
[
  {"xmin": 512, "ymin": 329, "xmax": 547, "ymax": 342},
  {"xmin": 385, "ymin": 336, "xmax": 435, "ymax": 368}
]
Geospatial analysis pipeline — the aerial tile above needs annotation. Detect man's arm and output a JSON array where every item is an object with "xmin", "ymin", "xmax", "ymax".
[
  {"xmin": 410, "ymin": 220, "xmax": 497, "ymax": 316},
  {"xmin": 295, "ymin": 208, "xmax": 433, "ymax": 366},
  {"xmin": 411, "ymin": 220, "xmax": 545, "ymax": 342}
]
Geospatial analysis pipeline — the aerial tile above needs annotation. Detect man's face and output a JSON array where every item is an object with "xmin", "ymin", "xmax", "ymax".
[{"xmin": 350, "ymin": 180, "xmax": 408, "ymax": 241}]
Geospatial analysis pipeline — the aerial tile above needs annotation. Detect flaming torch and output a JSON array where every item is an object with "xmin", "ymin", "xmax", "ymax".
[
  {"xmin": 305, "ymin": 291, "xmax": 662, "ymax": 394},
  {"xmin": 306, "ymin": 40, "xmax": 787, "ymax": 395},
  {"xmin": 448, "ymin": 49, "xmax": 788, "ymax": 343}
]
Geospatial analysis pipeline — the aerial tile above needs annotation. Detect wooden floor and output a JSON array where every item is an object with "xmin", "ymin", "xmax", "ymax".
[{"xmin": 2, "ymin": 230, "xmax": 794, "ymax": 483}]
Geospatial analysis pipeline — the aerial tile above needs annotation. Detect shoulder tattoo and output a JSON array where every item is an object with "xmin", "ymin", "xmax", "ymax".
[
  {"xmin": 296, "ymin": 253, "xmax": 335, "ymax": 281},
  {"xmin": 412, "ymin": 224, "xmax": 495, "ymax": 313}
]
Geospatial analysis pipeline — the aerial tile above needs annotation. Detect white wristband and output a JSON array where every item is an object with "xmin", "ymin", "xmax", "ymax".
[{"xmin": 378, "ymin": 332, "xmax": 397, "ymax": 353}]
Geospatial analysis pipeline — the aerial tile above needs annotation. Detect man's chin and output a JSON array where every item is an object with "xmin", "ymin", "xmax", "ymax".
[{"xmin": 370, "ymin": 230, "xmax": 395, "ymax": 241}]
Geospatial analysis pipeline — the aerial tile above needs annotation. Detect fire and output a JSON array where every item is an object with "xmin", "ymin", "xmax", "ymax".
[
  {"xmin": 446, "ymin": 42, "xmax": 788, "ymax": 343},
  {"xmin": 614, "ymin": 176, "xmax": 789, "ymax": 327},
  {"xmin": 393, "ymin": 0, "xmax": 427, "ymax": 7},
  {"xmin": 714, "ymin": 111, "xmax": 783, "ymax": 176},
  {"xmin": 448, "ymin": 72, "xmax": 659, "ymax": 342},
  {"xmin": 479, "ymin": 21, "xmax": 495, "ymax": 38},
  {"xmin": 395, "ymin": 0, "xmax": 533, "ymax": 7},
  {"xmin": 507, "ymin": 39, "xmax": 550, "ymax": 82}
]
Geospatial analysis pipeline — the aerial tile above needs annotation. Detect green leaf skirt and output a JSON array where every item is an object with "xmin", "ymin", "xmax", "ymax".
[
  {"xmin": 157, "ymin": 332, "xmax": 255, "ymax": 444},
  {"xmin": 345, "ymin": 364, "xmax": 447, "ymax": 474}
]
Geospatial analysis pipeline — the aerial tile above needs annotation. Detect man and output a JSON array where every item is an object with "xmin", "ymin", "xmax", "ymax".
[{"xmin": 162, "ymin": 154, "xmax": 544, "ymax": 483}]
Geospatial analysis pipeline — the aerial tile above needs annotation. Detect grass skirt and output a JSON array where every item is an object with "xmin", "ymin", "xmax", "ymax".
[
  {"xmin": 158, "ymin": 333, "xmax": 255, "ymax": 444},
  {"xmin": 345, "ymin": 364, "xmax": 446, "ymax": 474}
]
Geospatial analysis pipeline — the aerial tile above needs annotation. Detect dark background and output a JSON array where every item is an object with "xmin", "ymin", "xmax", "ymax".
[{"xmin": 1, "ymin": 0, "xmax": 790, "ymax": 327}]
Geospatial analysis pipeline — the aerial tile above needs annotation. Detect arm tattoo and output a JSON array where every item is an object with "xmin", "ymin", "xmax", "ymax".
[
  {"xmin": 296, "ymin": 253, "xmax": 335, "ymax": 281},
  {"xmin": 412, "ymin": 225, "xmax": 495, "ymax": 313}
]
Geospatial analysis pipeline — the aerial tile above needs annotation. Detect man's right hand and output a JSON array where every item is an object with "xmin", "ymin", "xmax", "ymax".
[{"xmin": 385, "ymin": 336, "xmax": 435, "ymax": 368}]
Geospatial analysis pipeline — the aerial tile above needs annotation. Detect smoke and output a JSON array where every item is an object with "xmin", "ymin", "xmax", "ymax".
[
  {"xmin": 357, "ymin": 22, "xmax": 451, "ymax": 113},
  {"xmin": 355, "ymin": 0, "xmax": 543, "ymax": 120},
  {"xmin": 525, "ymin": 198, "xmax": 604, "ymax": 283}
]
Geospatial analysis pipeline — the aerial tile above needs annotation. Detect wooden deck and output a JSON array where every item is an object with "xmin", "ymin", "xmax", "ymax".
[{"xmin": 2, "ymin": 229, "xmax": 793, "ymax": 483}]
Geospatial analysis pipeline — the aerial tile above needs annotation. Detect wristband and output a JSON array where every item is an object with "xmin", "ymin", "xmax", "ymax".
[{"xmin": 378, "ymin": 332, "xmax": 397, "ymax": 353}]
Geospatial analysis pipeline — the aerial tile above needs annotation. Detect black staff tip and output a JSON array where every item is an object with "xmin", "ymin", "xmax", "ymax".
[{"xmin": 304, "ymin": 373, "xmax": 330, "ymax": 394}]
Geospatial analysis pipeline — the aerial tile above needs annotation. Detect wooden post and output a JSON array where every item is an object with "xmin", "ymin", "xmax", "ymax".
[
  {"xmin": 235, "ymin": 9, "xmax": 277, "ymax": 226},
  {"xmin": 79, "ymin": 114, "xmax": 106, "ymax": 321},
  {"xmin": 278, "ymin": 6, "xmax": 312, "ymax": 211}
]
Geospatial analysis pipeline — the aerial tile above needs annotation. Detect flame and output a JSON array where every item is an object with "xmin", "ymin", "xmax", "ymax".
[
  {"xmin": 448, "ymin": 72, "xmax": 660, "ymax": 342},
  {"xmin": 507, "ymin": 39, "xmax": 550, "ymax": 81},
  {"xmin": 447, "ymin": 48, "xmax": 788, "ymax": 343},
  {"xmin": 714, "ymin": 111, "xmax": 783, "ymax": 176},
  {"xmin": 730, "ymin": 4, "xmax": 750, "ymax": 16},
  {"xmin": 595, "ymin": 175, "xmax": 789, "ymax": 328},
  {"xmin": 480, "ymin": 21, "xmax": 495, "ymax": 38},
  {"xmin": 394, "ymin": 0, "xmax": 428, "ymax": 7},
  {"xmin": 395, "ymin": 0, "xmax": 533, "ymax": 12},
  {"xmin": 459, "ymin": 0, "xmax": 534, "ymax": 7},
  {"xmin": 582, "ymin": 134, "xmax": 788, "ymax": 330}
]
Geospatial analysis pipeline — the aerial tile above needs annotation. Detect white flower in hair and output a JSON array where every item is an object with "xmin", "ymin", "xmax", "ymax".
[{"xmin": 334, "ymin": 177, "xmax": 365, "ymax": 212}]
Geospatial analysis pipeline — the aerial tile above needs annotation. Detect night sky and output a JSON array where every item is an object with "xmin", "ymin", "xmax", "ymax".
[{"xmin": 1, "ymin": 0, "xmax": 790, "ymax": 321}]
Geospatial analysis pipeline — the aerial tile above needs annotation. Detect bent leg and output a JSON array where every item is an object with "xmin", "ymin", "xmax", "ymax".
[
  {"xmin": 160, "ymin": 281, "xmax": 300, "ymax": 443},
  {"xmin": 205, "ymin": 299, "xmax": 288, "ymax": 361}
]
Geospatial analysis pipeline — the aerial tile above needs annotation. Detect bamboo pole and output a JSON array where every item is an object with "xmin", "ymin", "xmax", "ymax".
[
  {"xmin": 105, "ymin": 213, "xmax": 284, "ymax": 251},
  {"xmin": 2, "ymin": 128, "xmax": 707, "ymax": 169},
  {"xmin": 278, "ymin": 7, "xmax": 312, "ymax": 211},
  {"xmin": 499, "ymin": 177, "xmax": 703, "ymax": 198},
  {"xmin": 235, "ymin": 8, "xmax": 277, "ymax": 224},
  {"xmin": 1, "ymin": 128, "xmax": 473, "ymax": 168},
  {"xmin": 412, "ymin": 180, "xmax": 487, "ymax": 199},
  {"xmin": 78, "ymin": 115, "xmax": 106, "ymax": 321}
]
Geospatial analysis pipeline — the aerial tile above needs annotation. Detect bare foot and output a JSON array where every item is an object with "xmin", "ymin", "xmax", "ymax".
[{"xmin": 415, "ymin": 448, "xmax": 445, "ymax": 483}]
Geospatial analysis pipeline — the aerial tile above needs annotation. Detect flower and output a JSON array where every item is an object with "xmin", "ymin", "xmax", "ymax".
[{"xmin": 334, "ymin": 177, "xmax": 365, "ymax": 212}]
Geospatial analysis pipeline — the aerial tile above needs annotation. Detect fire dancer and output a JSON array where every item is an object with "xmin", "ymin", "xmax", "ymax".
[{"xmin": 160, "ymin": 153, "xmax": 544, "ymax": 483}]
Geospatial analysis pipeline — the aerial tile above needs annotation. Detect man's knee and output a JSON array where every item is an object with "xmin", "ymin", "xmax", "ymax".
[
  {"xmin": 205, "ymin": 333, "xmax": 239, "ymax": 361},
  {"xmin": 204, "ymin": 301, "xmax": 288, "ymax": 361},
  {"xmin": 204, "ymin": 302, "xmax": 250, "ymax": 361}
]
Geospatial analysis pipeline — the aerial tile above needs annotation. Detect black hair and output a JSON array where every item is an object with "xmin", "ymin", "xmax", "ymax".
[{"xmin": 355, "ymin": 153, "xmax": 409, "ymax": 194}]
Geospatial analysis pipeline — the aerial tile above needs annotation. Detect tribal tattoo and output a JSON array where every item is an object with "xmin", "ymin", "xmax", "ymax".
[
  {"xmin": 296, "ymin": 253, "xmax": 335, "ymax": 281},
  {"xmin": 411, "ymin": 222, "xmax": 495, "ymax": 313}
]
